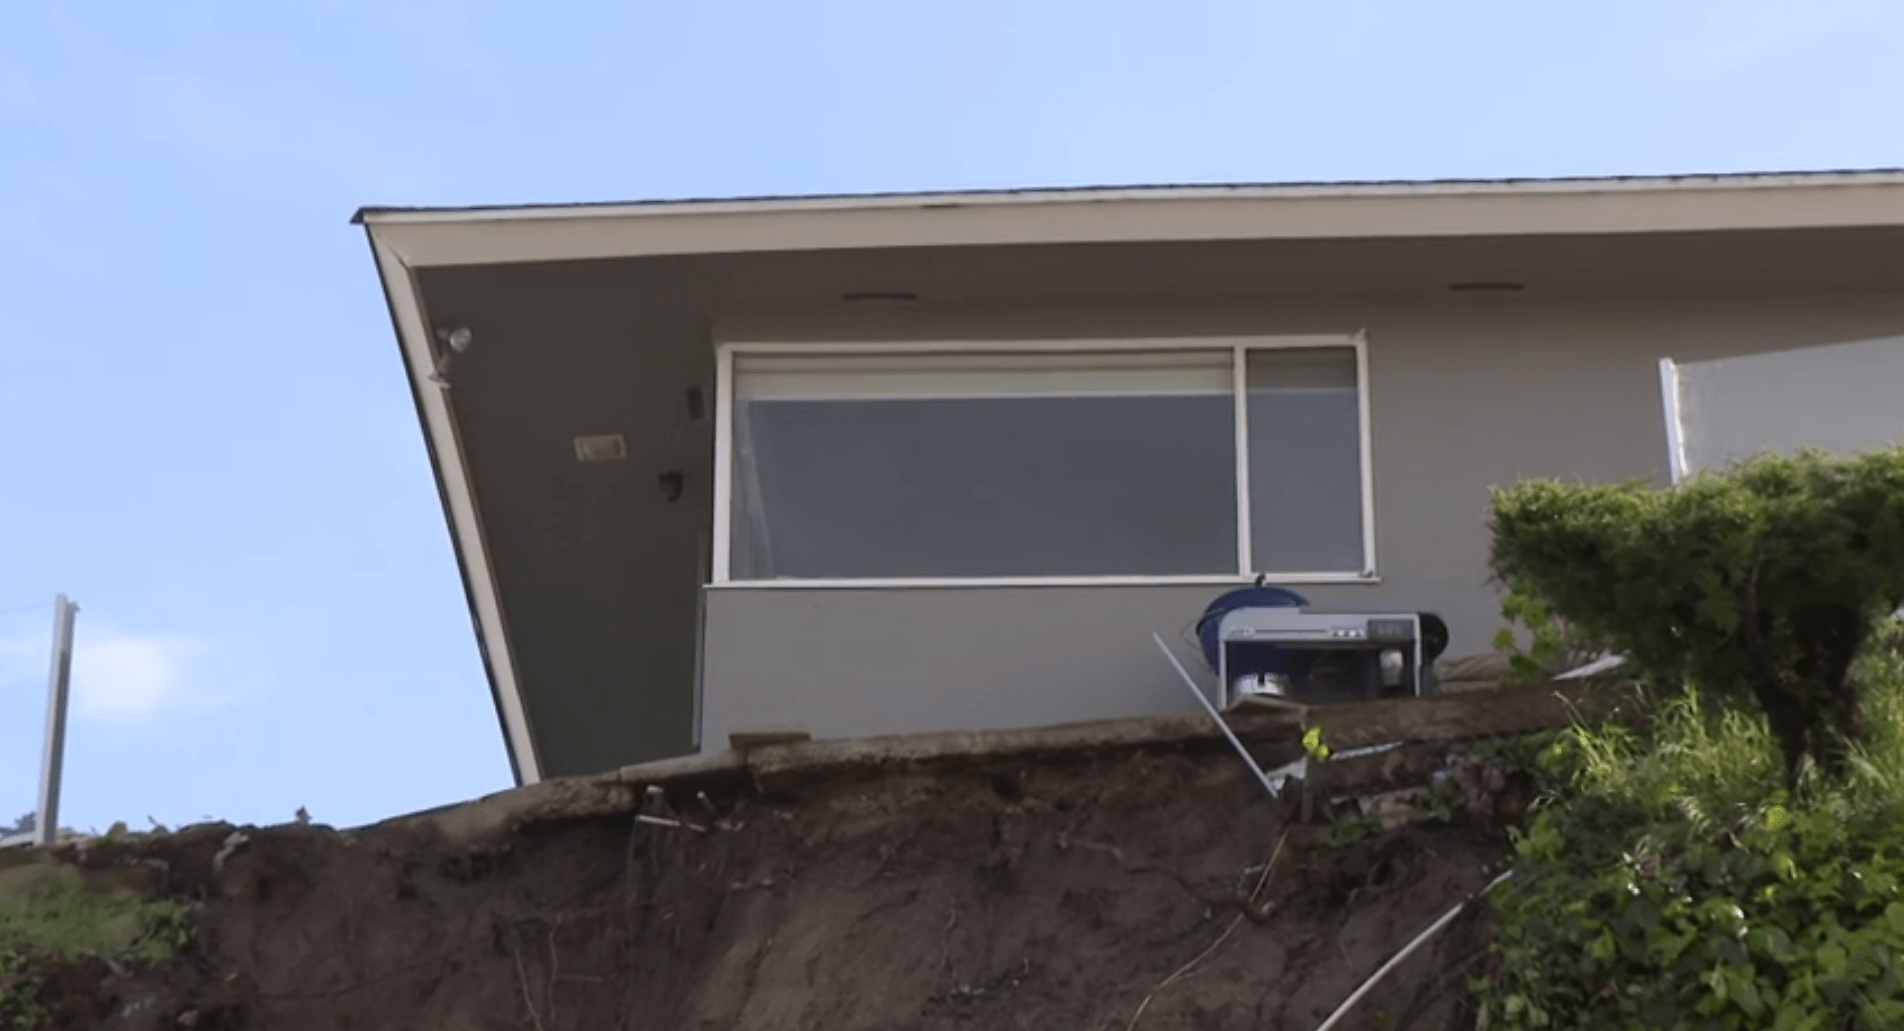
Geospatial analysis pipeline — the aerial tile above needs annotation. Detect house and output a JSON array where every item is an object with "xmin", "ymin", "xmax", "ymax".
[{"xmin": 354, "ymin": 170, "xmax": 1904, "ymax": 786}]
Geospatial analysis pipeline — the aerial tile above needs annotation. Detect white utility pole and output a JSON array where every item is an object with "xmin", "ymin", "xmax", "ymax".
[{"xmin": 34, "ymin": 594, "xmax": 78, "ymax": 848}]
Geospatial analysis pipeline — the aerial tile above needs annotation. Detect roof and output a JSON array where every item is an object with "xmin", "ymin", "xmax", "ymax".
[
  {"xmin": 354, "ymin": 167, "xmax": 1904, "ymax": 272},
  {"xmin": 352, "ymin": 167, "xmax": 1904, "ymax": 225}
]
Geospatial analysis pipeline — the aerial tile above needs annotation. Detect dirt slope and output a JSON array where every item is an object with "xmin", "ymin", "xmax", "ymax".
[
  {"xmin": 20, "ymin": 736, "xmax": 1530, "ymax": 1031},
  {"xmin": 15, "ymin": 684, "xmax": 1624, "ymax": 1030}
]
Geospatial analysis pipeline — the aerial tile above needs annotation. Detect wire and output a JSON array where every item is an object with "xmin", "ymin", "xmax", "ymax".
[{"xmin": 1311, "ymin": 869, "xmax": 1516, "ymax": 1031}]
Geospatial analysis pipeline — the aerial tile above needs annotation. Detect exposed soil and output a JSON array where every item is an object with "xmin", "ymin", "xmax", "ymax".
[{"xmin": 12, "ymin": 736, "xmax": 1528, "ymax": 1031}]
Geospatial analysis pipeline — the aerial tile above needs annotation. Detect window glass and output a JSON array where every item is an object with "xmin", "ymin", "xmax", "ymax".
[
  {"xmin": 730, "ymin": 351, "xmax": 1239, "ymax": 579},
  {"xmin": 1246, "ymin": 347, "xmax": 1366, "ymax": 573}
]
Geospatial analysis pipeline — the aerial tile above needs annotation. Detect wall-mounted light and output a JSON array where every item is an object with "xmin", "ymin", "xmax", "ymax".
[
  {"xmin": 428, "ymin": 324, "xmax": 473, "ymax": 388},
  {"xmin": 438, "ymin": 325, "xmax": 474, "ymax": 353}
]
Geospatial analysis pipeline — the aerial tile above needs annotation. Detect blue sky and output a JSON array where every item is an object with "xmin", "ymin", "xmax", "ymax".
[{"xmin": 3, "ymin": 0, "xmax": 1902, "ymax": 834}]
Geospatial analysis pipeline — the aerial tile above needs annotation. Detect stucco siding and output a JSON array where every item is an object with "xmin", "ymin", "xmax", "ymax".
[
  {"xmin": 418, "ymin": 269, "xmax": 716, "ymax": 778},
  {"xmin": 698, "ymin": 293, "xmax": 1904, "ymax": 749}
]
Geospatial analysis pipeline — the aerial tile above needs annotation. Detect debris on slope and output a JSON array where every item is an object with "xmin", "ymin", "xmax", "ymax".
[{"xmin": 2, "ymin": 682, "xmax": 1626, "ymax": 1031}]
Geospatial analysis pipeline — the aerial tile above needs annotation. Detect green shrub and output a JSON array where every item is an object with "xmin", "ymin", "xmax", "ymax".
[
  {"xmin": 1490, "ymin": 447, "xmax": 1904, "ymax": 783},
  {"xmin": 1491, "ymin": 586, "xmax": 1613, "ymax": 683},
  {"xmin": 1473, "ymin": 630, "xmax": 1904, "ymax": 1030},
  {"xmin": 1485, "ymin": 799, "xmax": 1904, "ymax": 1030},
  {"xmin": 0, "ymin": 855, "xmax": 191, "ymax": 1028},
  {"xmin": 0, "ymin": 861, "xmax": 186, "ymax": 964},
  {"xmin": 0, "ymin": 947, "xmax": 48, "ymax": 1031}
]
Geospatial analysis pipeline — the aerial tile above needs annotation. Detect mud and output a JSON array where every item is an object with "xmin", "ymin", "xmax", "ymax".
[{"xmin": 16, "ymin": 736, "xmax": 1534, "ymax": 1031}]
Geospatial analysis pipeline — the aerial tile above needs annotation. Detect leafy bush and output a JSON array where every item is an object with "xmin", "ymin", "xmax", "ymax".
[
  {"xmin": 1491, "ymin": 587, "xmax": 1613, "ymax": 683},
  {"xmin": 1486, "ymin": 798, "xmax": 1904, "ymax": 1030},
  {"xmin": 1490, "ymin": 447, "xmax": 1904, "ymax": 782},
  {"xmin": 0, "ymin": 855, "xmax": 191, "ymax": 1028},
  {"xmin": 0, "ymin": 947, "xmax": 48, "ymax": 1031},
  {"xmin": 1473, "ymin": 629, "xmax": 1904, "ymax": 1030}
]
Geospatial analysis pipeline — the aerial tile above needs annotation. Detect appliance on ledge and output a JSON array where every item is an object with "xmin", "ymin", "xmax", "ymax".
[{"xmin": 1192, "ymin": 584, "xmax": 1450, "ymax": 709}]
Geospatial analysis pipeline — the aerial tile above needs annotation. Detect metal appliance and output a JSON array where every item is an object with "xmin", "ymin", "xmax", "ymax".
[{"xmin": 1214, "ymin": 607, "xmax": 1442, "ymax": 709}]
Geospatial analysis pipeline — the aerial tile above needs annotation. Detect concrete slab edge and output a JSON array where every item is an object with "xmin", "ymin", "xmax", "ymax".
[{"xmin": 376, "ymin": 680, "xmax": 1628, "ymax": 845}]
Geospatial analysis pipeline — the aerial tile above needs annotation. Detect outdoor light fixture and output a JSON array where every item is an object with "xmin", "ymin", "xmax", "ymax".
[{"xmin": 428, "ymin": 324, "xmax": 474, "ymax": 387}]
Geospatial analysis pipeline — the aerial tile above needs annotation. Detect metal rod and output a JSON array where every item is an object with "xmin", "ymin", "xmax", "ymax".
[
  {"xmin": 1311, "ymin": 869, "xmax": 1514, "ymax": 1031},
  {"xmin": 634, "ymin": 814, "xmax": 707, "ymax": 833},
  {"xmin": 35, "ymin": 595, "xmax": 79, "ymax": 848},
  {"xmin": 1152, "ymin": 632, "xmax": 1285, "ymax": 801}
]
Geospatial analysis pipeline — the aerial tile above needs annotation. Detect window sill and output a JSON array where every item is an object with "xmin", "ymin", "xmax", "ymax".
[{"xmin": 707, "ymin": 573, "xmax": 1382, "ymax": 589}]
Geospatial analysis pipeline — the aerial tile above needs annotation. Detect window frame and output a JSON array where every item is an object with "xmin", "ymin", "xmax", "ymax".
[{"xmin": 711, "ymin": 334, "xmax": 1377, "ymax": 588}]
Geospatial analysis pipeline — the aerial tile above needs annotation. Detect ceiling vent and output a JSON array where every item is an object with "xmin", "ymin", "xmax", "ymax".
[{"xmin": 573, "ymin": 434, "xmax": 628, "ymax": 462}]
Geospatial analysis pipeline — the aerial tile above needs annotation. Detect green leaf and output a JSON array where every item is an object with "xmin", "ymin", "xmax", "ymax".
[
  {"xmin": 1772, "ymin": 1002, "xmax": 1819, "ymax": 1031},
  {"xmin": 1625, "ymin": 896, "xmax": 1661, "ymax": 934},
  {"xmin": 1724, "ymin": 966, "xmax": 1765, "ymax": 1017},
  {"xmin": 1861, "ymin": 998, "xmax": 1904, "ymax": 1029},
  {"xmin": 1752, "ymin": 926, "xmax": 1795, "ymax": 964},
  {"xmin": 1301, "ymin": 726, "xmax": 1331, "ymax": 762},
  {"xmin": 1650, "ymin": 930, "xmax": 1696, "ymax": 965},
  {"xmin": 1589, "ymin": 928, "xmax": 1616, "ymax": 963}
]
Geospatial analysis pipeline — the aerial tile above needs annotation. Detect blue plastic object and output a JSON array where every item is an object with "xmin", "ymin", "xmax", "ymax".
[{"xmin": 1194, "ymin": 585, "xmax": 1309, "ymax": 672}]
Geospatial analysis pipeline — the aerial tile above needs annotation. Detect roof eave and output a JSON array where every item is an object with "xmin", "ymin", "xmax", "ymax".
[
  {"xmin": 358, "ymin": 170, "xmax": 1904, "ymax": 271},
  {"xmin": 361, "ymin": 227, "xmax": 546, "ymax": 787},
  {"xmin": 351, "ymin": 167, "xmax": 1904, "ymax": 229}
]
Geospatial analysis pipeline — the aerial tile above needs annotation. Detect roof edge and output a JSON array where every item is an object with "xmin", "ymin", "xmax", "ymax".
[{"xmin": 351, "ymin": 167, "xmax": 1904, "ymax": 226}]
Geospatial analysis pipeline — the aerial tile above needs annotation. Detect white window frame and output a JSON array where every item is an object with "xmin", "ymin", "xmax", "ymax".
[{"xmin": 711, "ymin": 333, "xmax": 1377, "ymax": 588}]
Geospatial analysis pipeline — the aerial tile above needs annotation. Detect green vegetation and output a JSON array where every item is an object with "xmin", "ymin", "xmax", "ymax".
[
  {"xmin": 1490, "ymin": 587, "xmax": 1609, "ymax": 684},
  {"xmin": 1474, "ymin": 448, "xmax": 1904, "ymax": 1029},
  {"xmin": 1490, "ymin": 447, "xmax": 1904, "ymax": 782},
  {"xmin": 0, "ymin": 948, "xmax": 46, "ymax": 1031},
  {"xmin": 0, "ymin": 854, "xmax": 190, "ymax": 1029},
  {"xmin": 1301, "ymin": 725, "xmax": 1331, "ymax": 763},
  {"xmin": 1409, "ymin": 781, "xmax": 1464, "ymax": 826},
  {"xmin": 1476, "ymin": 649, "xmax": 1904, "ymax": 1030},
  {"xmin": 1313, "ymin": 800, "xmax": 1377, "ymax": 850}
]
